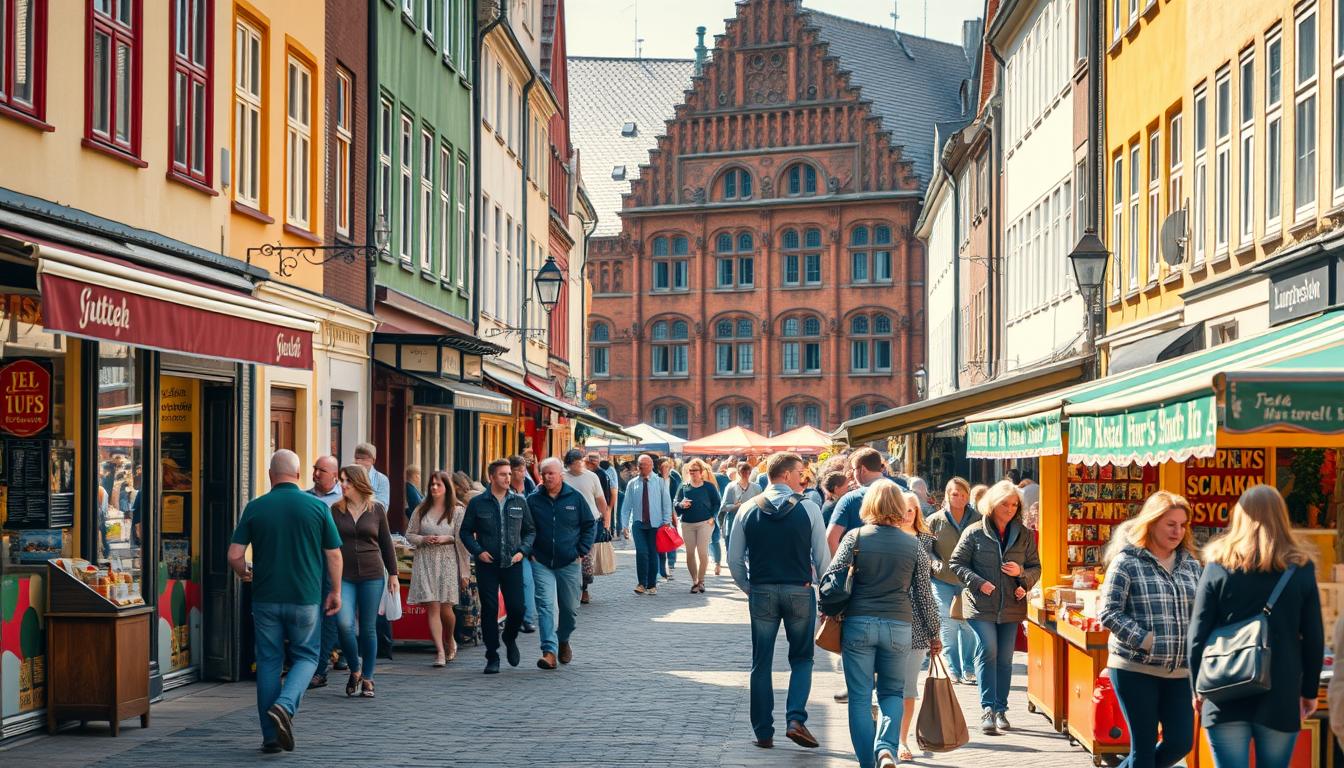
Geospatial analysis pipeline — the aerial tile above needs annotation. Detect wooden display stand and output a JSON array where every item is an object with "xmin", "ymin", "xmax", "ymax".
[
  {"xmin": 45, "ymin": 564, "xmax": 151, "ymax": 736},
  {"xmin": 1026, "ymin": 602, "xmax": 1066, "ymax": 732},
  {"xmin": 1057, "ymin": 621, "xmax": 1128, "ymax": 766}
]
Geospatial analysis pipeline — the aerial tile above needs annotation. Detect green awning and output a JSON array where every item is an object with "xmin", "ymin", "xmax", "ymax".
[
  {"xmin": 1221, "ymin": 342, "xmax": 1344, "ymax": 434},
  {"xmin": 964, "ymin": 309, "xmax": 1344, "ymax": 464},
  {"xmin": 966, "ymin": 411, "xmax": 1062, "ymax": 458}
]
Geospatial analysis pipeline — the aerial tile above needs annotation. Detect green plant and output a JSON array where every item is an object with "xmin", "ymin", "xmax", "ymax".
[{"xmin": 1284, "ymin": 448, "xmax": 1328, "ymax": 526}]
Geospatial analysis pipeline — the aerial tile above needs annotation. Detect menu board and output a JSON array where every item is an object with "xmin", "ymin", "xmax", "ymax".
[
  {"xmin": 4, "ymin": 439, "xmax": 50, "ymax": 530},
  {"xmin": 1065, "ymin": 463, "xmax": 1159, "ymax": 567}
]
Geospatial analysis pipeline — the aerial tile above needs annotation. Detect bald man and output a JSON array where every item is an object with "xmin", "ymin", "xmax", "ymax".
[{"xmin": 307, "ymin": 455, "xmax": 342, "ymax": 507}]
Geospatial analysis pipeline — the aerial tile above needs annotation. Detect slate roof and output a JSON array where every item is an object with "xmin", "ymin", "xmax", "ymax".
[
  {"xmin": 803, "ymin": 9, "xmax": 972, "ymax": 187},
  {"xmin": 567, "ymin": 57, "xmax": 696, "ymax": 237}
]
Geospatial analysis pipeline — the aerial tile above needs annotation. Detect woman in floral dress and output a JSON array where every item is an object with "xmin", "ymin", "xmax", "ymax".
[{"xmin": 405, "ymin": 470, "xmax": 470, "ymax": 666}]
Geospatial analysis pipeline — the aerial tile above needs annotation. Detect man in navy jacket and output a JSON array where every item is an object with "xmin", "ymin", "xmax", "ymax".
[{"xmin": 527, "ymin": 458, "xmax": 596, "ymax": 669}]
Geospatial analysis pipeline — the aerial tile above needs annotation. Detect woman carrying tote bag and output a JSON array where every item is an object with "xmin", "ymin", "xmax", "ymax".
[{"xmin": 1188, "ymin": 485, "xmax": 1324, "ymax": 768}]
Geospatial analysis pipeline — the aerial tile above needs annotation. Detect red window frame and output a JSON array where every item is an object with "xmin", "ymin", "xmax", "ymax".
[
  {"xmin": 84, "ymin": 0, "xmax": 143, "ymax": 161},
  {"xmin": 0, "ymin": 0, "xmax": 49, "ymax": 128},
  {"xmin": 167, "ymin": 0, "xmax": 213, "ymax": 189}
]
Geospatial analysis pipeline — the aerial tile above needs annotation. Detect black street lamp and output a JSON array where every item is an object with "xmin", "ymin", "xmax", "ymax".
[
  {"xmin": 487, "ymin": 256, "xmax": 567, "ymax": 339},
  {"xmin": 247, "ymin": 214, "xmax": 392, "ymax": 278},
  {"xmin": 1068, "ymin": 227, "xmax": 1110, "ymax": 377}
]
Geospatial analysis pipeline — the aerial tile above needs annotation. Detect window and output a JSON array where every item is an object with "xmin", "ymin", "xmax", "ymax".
[
  {"xmin": 87, "ymin": 0, "xmax": 141, "ymax": 155},
  {"xmin": 438, "ymin": 145, "xmax": 451, "ymax": 278},
  {"xmin": 590, "ymin": 322, "xmax": 609, "ymax": 377},
  {"xmin": 378, "ymin": 98, "xmax": 392, "ymax": 229},
  {"xmin": 651, "ymin": 405, "xmax": 690, "ymax": 438},
  {"xmin": 1112, "ymin": 154, "xmax": 1124, "ymax": 295},
  {"xmin": 1335, "ymin": 0, "xmax": 1344, "ymax": 201},
  {"xmin": 170, "ymin": 0, "xmax": 210, "ymax": 184},
  {"xmin": 1193, "ymin": 86, "xmax": 1208, "ymax": 265},
  {"xmin": 418, "ymin": 129, "xmax": 433, "ymax": 270},
  {"xmin": 422, "ymin": 0, "xmax": 433, "ymax": 39},
  {"xmin": 804, "ymin": 403, "xmax": 821, "ymax": 427},
  {"xmin": 850, "ymin": 224, "xmax": 893, "ymax": 284},
  {"xmin": 234, "ymin": 18, "xmax": 263, "ymax": 207},
  {"xmin": 848, "ymin": 401, "xmax": 890, "ymax": 421},
  {"xmin": 493, "ymin": 62, "xmax": 501, "ymax": 129},
  {"xmin": 0, "ymin": 0, "xmax": 46, "ymax": 121},
  {"xmin": 399, "ymin": 114, "xmax": 413, "ymax": 261},
  {"xmin": 334, "ymin": 70, "xmax": 353, "ymax": 237},
  {"xmin": 506, "ymin": 79, "xmax": 514, "ymax": 150},
  {"xmin": 713, "ymin": 318, "xmax": 754, "ymax": 376},
  {"xmin": 849, "ymin": 313, "xmax": 892, "ymax": 373},
  {"xmin": 784, "ymin": 162, "xmax": 818, "ymax": 196},
  {"xmin": 491, "ymin": 203, "xmax": 502, "ymax": 315},
  {"xmin": 780, "ymin": 228, "xmax": 822, "ymax": 287},
  {"xmin": 1240, "ymin": 52, "xmax": 1255, "ymax": 245},
  {"xmin": 781, "ymin": 314, "xmax": 822, "ymax": 374},
  {"xmin": 1267, "ymin": 28, "xmax": 1284, "ymax": 228},
  {"xmin": 1129, "ymin": 142, "xmax": 1140, "ymax": 288},
  {"xmin": 721, "ymin": 168, "xmax": 753, "ymax": 200},
  {"xmin": 456, "ymin": 158, "xmax": 468, "ymax": 285},
  {"xmin": 1214, "ymin": 68, "xmax": 1231, "ymax": 253},
  {"xmin": 651, "ymin": 235, "xmax": 690, "ymax": 292},
  {"xmin": 650, "ymin": 320, "xmax": 689, "ymax": 377},
  {"xmin": 1295, "ymin": 7, "xmax": 1319, "ymax": 218},
  {"xmin": 713, "ymin": 402, "xmax": 753, "ymax": 432},
  {"xmin": 713, "ymin": 231, "xmax": 754, "ymax": 289},
  {"xmin": 1168, "ymin": 112, "xmax": 1184, "ymax": 217},
  {"xmin": 1111, "ymin": 0, "xmax": 1121, "ymax": 42},
  {"xmin": 285, "ymin": 56, "xmax": 313, "ymax": 229}
]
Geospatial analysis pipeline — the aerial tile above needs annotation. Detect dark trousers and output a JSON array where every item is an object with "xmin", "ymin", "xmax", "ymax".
[
  {"xmin": 475, "ymin": 561, "xmax": 525, "ymax": 661},
  {"xmin": 1110, "ymin": 668, "xmax": 1195, "ymax": 768},
  {"xmin": 632, "ymin": 522, "xmax": 660, "ymax": 588}
]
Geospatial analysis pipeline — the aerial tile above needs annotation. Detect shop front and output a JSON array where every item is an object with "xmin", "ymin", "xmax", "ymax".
[
  {"xmin": 0, "ymin": 237, "xmax": 314, "ymax": 738},
  {"xmin": 481, "ymin": 366, "xmax": 626, "ymax": 478},
  {"xmin": 964, "ymin": 308, "xmax": 1344, "ymax": 766}
]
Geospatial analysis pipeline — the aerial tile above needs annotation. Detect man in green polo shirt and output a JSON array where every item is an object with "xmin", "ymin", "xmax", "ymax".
[{"xmin": 228, "ymin": 449, "xmax": 342, "ymax": 754}]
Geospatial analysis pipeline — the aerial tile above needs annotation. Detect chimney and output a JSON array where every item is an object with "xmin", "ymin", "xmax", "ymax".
[
  {"xmin": 694, "ymin": 26, "xmax": 708, "ymax": 75},
  {"xmin": 962, "ymin": 18, "xmax": 983, "ymax": 64}
]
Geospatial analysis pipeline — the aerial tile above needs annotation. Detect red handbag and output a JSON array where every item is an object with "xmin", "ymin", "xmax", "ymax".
[{"xmin": 655, "ymin": 524, "xmax": 684, "ymax": 553}]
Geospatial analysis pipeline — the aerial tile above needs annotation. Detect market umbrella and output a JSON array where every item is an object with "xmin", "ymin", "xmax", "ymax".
[
  {"xmin": 765, "ymin": 425, "xmax": 836, "ymax": 455},
  {"xmin": 584, "ymin": 422, "xmax": 686, "ymax": 455},
  {"xmin": 683, "ymin": 426, "xmax": 772, "ymax": 456}
]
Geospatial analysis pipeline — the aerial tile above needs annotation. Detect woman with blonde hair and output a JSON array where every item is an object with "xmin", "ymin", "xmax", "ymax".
[
  {"xmin": 673, "ymin": 458, "xmax": 721, "ymax": 593},
  {"xmin": 891, "ymin": 490, "xmax": 941, "ymax": 762},
  {"xmin": 822, "ymin": 480, "xmax": 940, "ymax": 768},
  {"xmin": 1189, "ymin": 485, "xmax": 1324, "ymax": 768},
  {"xmin": 1098, "ymin": 491, "xmax": 1202, "ymax": 768},
  {"xmin": 405, "ymin": 470, "xmax": 471, "ymax": 666},
  {"xmin": 331, "ymin": 464, "xmax": 398, "ymax": 698},
  {"xmin": 950, "ymin": 479, "xmax": 1040, "ymax": 735},
  {"xmin": 969, "ymin": 483, "xmax": 989, "ymax": 513},
  {"xmin": 926, "ymin": 476, "xmax": 982, "ymax": 685}
]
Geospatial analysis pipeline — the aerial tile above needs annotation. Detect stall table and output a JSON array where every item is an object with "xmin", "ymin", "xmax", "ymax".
[
  {"xmin": 1026, "ymin": 602, "xmax": 1066, "ymax": 732},
  {"xmin": 1057, "ymin": 620, "xmax": 1127, "ymax": 766}
]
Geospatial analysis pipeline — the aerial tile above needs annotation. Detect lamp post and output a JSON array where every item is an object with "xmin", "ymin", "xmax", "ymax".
[
  {"xmin": 486, "ymin": 255, "xmax": 565, "ymax": 339},
  {"xmin": 913, "ymin": 365, "xmax": 928, "ymax": 400},
  {"xmin": 1068, "ymin": 227, "xmax": 1110, "ymax": 379}
]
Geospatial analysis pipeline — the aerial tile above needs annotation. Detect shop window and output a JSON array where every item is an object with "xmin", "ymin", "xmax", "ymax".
[
  {"xmin": 94, "ymin": 344, "xmax": 143, "ymax": 591},
  {"xmin": 1275, "ymin": 447, "xmax": 1338, "ymax": 530}
]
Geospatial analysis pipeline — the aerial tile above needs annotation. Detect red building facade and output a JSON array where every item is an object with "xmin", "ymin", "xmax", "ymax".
[{"xmin": 582, "ymin": 0, "xmax": 969, "ymax": 438}]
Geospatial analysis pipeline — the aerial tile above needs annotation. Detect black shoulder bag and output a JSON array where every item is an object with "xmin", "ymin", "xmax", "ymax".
[
  {"xmin": 818, "ymin": 529, "xmax": 862, "ymax": 618},
  {"xmin": 1195, "ymin": 565, "xmax": 1297, "ymax": 705}
]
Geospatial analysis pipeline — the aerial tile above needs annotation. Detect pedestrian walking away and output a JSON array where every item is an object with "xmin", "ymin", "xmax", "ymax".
[
  {"xmin": 227, "ymin": 450, "xmax": 343, "ymax": 754},
  {"xmin": 527, "ymin": 458, "xmax": 597, "ymax": 669},
  {"xmin": 925, "ymin": 476, "xmax": 982, "ymax": 686},
  {"xmin": 461, "ymin": 459, "xmax": 536, "ymax": 674},
  {"xmin": 892, "ymin": 490, "xmax": 942, "ymax": 763},
  {"xmin": 657, "ymin": 457, "xmax": 681, "ymax": 579},
  {"xmin": 728, "ymin": 452, "xmax": 831, "ymax": 751},
  {"xmin": 622, "ymin": 454, "xmax": 674, "ymax": 595},
  {"xmin": 305, "ymin": 455, "xmax": 343, "ymax": 690},
  {"xmin": 329, "ymin": 464, "xmax": 399, "ymax": 699},
  {"xmin": 1189, "ymin": 485, "xmax": 1324, "ymax": 768},
  {"xmin": 1098, "ymin": 491, "xmax": 1203, "ymax": 768},
  {"xmin": 675, "ymin": 458, "xmax": 722, "ymax": 593},
  {"xmin": 405, "ymin": 470, "xmax": 471, "ymax": 667},
  {"xmin": 562, "ymin": 448, "xmax": 610, "ymax": 605},
  {"xmin": 353, "ymin": 442, "xmax": 395, "ymax": 658},
  {"xmin": 950, "ymin": 479, "xmax": 1041, "ymax": 735}
]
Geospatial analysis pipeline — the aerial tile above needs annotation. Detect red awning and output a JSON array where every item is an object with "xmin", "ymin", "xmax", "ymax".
[
  {"xmin": 764, "ymin": 425, "xmax": 835, "ymax": 454},
  {"xmin": 37, "ymin": 245, "xmax": 316, "ymax": 369},
  {"xmin": 682, "ymin": 426, "xmax": 772, "ymax": 456}
]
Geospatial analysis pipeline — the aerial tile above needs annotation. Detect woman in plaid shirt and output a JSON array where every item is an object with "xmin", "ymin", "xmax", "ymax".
[{"xmin": 1098, "ymin": 491, "xmax": 1203, "ymax": 768}]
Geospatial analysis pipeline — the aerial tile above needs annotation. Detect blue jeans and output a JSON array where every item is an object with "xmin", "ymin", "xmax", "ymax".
[
  {"xmin": 1205, "ymin": 721, "xmax": 1299, "ymax": 768},
  {"xmin": 1109, "ymin": 668, "xmax": 1194, "ymax": 768},
  {"xmin": 337, "ymin": 578, "xmax": 385, "ymax": 679},
  {"xmin": 932, "ymin": 581, "xmax": 978, "ymax": 678},
  {"xmin": 632, "ymin": 522, "xmax": 660, "ymax": 588},
  {"xmin": 659, "ymin": 548, "xmax": 677, "ymax": 576},
  {"xmin": 748, "ymin": 583, "xmax": 816, "ymax": 741},
  {"xmin": 253, "ymin": 602, "xmax": 321, "ymax": 743},
  {"xmin": 842, "ymin": 616, "xmax": 912, "ymax": 768},
  {"xmin": 521, "ymin": 556, "xmax": 538, "ymax": 625},
  {"xmin": 709, "ymin": 519, "xmax": 722, "ymax": 564},
  {"xmin": 968, "ymin": 619, "xmax": 1018, "ymax": 713},
  {"xmin": 531, "ymin": 559, "xmax": 581, "ymax": 654}
]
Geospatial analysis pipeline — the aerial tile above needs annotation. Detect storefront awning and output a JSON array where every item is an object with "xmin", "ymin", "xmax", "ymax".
[
  {"xmin": 398, "ymin": 368, "xmax": 512, "ymax": 415},
  {"xmin": 484, "ymin": 368, "xmax": 630, "ymax": 437},
  {"xmin": 833, "ymin": 357, "xmax": 1088, "ymax": 445},
  {"xmin": 36, "ymin": 244, "xmax": 316, "ymax": 369},
  {"xmin": 966, "ymin": 309, "xmax": 1344, "ymax": 465},
  {"xmin": 1220, "ymin": 343, "xmax": 1344, "ymax": 434},
  {"xmin": 1108, "ymin": 323, "xmax": 1203, "ymax": 374}
]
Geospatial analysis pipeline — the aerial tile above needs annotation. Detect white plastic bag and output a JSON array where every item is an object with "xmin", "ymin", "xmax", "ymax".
[{"xmin": 379, "ymin": 585, "xmax": 403, "ymax": 621}]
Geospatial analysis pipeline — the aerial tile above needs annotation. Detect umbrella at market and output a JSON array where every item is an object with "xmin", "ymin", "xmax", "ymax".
[
  {"xmin": 584, "ymin": 422, "xmax": 687, "ymax": 455},
  {"xmin": 764, "ymin": 425, "xmax": 835, "ymax": 455},
  {"xmin": 683, "ymin": 426, "xmax": 772, "ymax": 456}
]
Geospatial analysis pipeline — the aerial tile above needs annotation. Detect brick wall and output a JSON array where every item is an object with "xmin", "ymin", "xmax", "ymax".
[{"xmin": 322, "ymin": 0, "xmax": 369, "ymax": 310}]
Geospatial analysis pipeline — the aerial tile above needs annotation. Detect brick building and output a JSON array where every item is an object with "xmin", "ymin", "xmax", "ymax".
[{"xmin": 571, "ymin": 0, "xmax": 972, "ymax": 438}]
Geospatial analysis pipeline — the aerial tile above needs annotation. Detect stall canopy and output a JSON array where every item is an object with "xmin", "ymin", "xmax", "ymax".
[
  {"xmin": 484, "ymin": 369, "xmax": 631, "ymax": 437},
  {"xmin": 683, "ymin": 426, "xmax": 771, "ymax": 456},
  {"xmin": 766, "ymin": 425, "xmax": 835, "ymax": 454},
  {"xmin": 965, "ymin": 309, "xmax": 1344, "ymax": 465},
  {"xmin": 585, "ymin": 422, "xmax": 685, "ymax": 454}
]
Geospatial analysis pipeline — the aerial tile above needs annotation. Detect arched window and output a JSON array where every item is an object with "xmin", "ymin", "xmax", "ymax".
[
  {"xmin": 781, "ymin": 398, "xmax": 823, "ymax": 430},
  {"xmin": 782, "ymin": 404, "xmax": 799, "ymax": 429},
  {"xmin": 714, "ymin": 400, "xmax": 755, "ymax": 431},
  {"xmin": 804, "ymin": 402, "xmax": 822, "ymax": 427},
  {"xmin": 780, "ymin": 313, "xmax": 822, "ymax": 374},
  {"xmin": 849, "ymin": 399, "xmax": 892, "ymax": 421},
  {"xmin": 850, "ymin": 223, "xmax": 894, "ymax": 284},
  {"xmin": 651, "ymin": 403, "xmax": 691, "ymax": 438},
  {"xmin": 721, "ymin": 168, "xmax": 753, "ymax": 200},
  {"xmin": 713, "ymin": 317, "xmax": 754, "ymax": 376},
  {"xmin": 651, "ymin": 234, "xmax": 690, "ymax": 292},
  {"xmin": 849, "ymin": 311, "xmax": 893, "ymax": 373},
  {"xmin": 713, "ymin": 231, "xmax": 755, "ymax": 289},
  {"xmin": 785, "ymin": 162, "xmax": 819, "ymax": 196},
  {"xmin": 650, "ymin": 319, "xmax": 689, "ymax": 377},
  {"xmin": 590, "ymin": 321, "xmax": 610, "ymax": 377},
  {"xmin": 781, "ymin": 227, "xmax": 823, "ymax": 287}
]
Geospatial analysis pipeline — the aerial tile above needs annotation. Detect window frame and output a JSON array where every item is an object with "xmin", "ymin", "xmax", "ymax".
[
  {"xmin": 1147, "ymin": 128, "xmax": 1161, "ymax": 283},
  {"xmin": 1333, "ymin": 0, "xmax": 1344, "ymax": 203},
  {"xmin": 848, "ymin": 312, "xmax": 892, "ymax": 374},
  {"xmin": 0, "ymin": 0, "xmax": 49, "ymax": 125},
  {"xmin": 1266, "ymin": 27, "xmax": 1284, "ymax": 231},
  {"xmin": 168, "ymin": 0, "xmax": 212, "ymax": 187},
  {"xmin": 1111, "ymin": 152, "xmax": 1124, "ymax": 297},
  {"xmin": 418, "ymin": 127, "xmax": 434, "ymax": 271},
  {"xmin": 1129, "ymin": 141, "xmax": 1141, "ymax": 288},
  {"xmin": 456, "ymin": 157, "xmax": 468, "ymax": 286},
  {"xmin": 334, "ymin": 68, "xmax": 353, "ymax": 238},
  {"xmin": 284, "ymin": 51, "xmax": 315, "ymax": 231},
  {"xmin": 86, "ymin": 0, "xmax": 143, "ymax": 160},
  {"xmin": 399, "ymin": 112, "xmax": 414, "ymax": 263},
  {"xmin": 1239, "ymin": 50, "xmax": 1256, "ymax": 246},
  {"xmin": 233, "ymin": 15, "xmax": 265, "ymax": 209},
  {"xmin": 1214, "ymin": 67, "xmax": 1232, "ymax": 255},
  {"xmin": 438, "ymin": 144, "xmax": 452, "ymax": 279},
  {"xmin": 1192, "ymin": 85, "xmax": 1208, "ymax": 266},
  {"xmin": 1293, "ymin": 5, "xmax": 1319, "ymax": 221}
]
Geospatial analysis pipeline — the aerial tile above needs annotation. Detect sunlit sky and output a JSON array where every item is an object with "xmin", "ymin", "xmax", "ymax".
[{"xmin": 566, "ymin": 0, "xmax": 985, "ymax": 58}]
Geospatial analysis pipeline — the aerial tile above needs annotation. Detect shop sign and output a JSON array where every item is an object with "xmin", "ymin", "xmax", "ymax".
[
  {"xmin": 1184, "ymin": 448, "xmax": 1267, "ymax": 527},
  {"xmin": 40, "ymin": 274, "xmax": 313, "ymax": 369},
  {"xmin": 966, "ymin": 410, "xmax": 1062, "ymax": 459},
  {"xmin": 400, "ymin": 345, "xmax": 438, "ymax": 373},
  {"xmin": 1268, "ymin": 261, "xmax": 1332, "ymax": 326},
  {"xmin": 1068, "ymin": 396, "xmax": 1219, "ymax": 466},
  {"xmin": 462, "ymin": 354, "xmax": 482, "ymax": 382},
  {"xmin": 0, "ymin": 359, "xmax": 51, "ymax": 438},
  {"xmin": 1224, "ymin": 377, "xmax": 1344, "ymax": 434},
  {"xmin": 440, "ymin": 347, "xmax": 461, "ymax": 378}
]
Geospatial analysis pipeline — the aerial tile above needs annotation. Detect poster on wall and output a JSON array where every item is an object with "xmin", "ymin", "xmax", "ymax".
[
  {"xmin": 1, "ymin": 572, "xmax": 47, "ymax": 717},
  {"xmin": 1184, "ymin": 448, "xmax": 1267, "ymax": 544},
  {"xmin": 0, "ymin": 359, "xmax": 52, "ymax": 439}
]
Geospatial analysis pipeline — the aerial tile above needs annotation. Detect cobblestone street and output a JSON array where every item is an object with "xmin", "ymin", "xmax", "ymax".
[{"xmin": 3, "ymin": 548, "xmax": 1097, "ymax": 767}]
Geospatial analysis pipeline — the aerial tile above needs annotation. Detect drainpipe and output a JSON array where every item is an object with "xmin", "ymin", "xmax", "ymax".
[
  {"xmin": 987, "ymin": 40, "xmax": 1008, "ymax": 381},
  {"xmin": 474, "ymin": 2, "xmax": 506, "ymax": 334},
  {"xmin": 939, "ymin": 149, "xmax": 961, "ymax": 394},
  {"xmin": 521, "ymin": 69, "xmax": 540, "ymax": 382},
  {"xmin": 365, "ymin": 3, "xmax": 379, "ymax": 315},
  {"xmin": 1088, "ymin": 0, "xmax": 1102, "ymax": 233}
]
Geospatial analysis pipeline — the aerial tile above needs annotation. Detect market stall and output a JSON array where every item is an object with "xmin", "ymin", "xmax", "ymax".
[
  {"xmin": 763, "ymin": 425, "xmax": 836, "ymax": 455},
  {"xmin": 682, "ymin": 426, "xmax": 771, "ymax": 456},
  {"xmin": 964, "ymin": 308, "xmax": 1344, "ymax": 766}
]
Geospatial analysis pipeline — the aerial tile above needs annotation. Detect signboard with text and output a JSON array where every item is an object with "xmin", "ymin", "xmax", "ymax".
[
  {"xmin": 966, "ymin": 410, "xmax": 1063, "ymax": 459},
  {"xmin": 0, "ymin": 359, "xmax": 51, "ymax": 438},
  {"xmin": 1068, "ymin": 396, "xmax": 1219, "ymax": 466},
  {"xmin": 1224, "ymin": 376, "xmax": 1344, "ymax": 434},
  {"xmin": 1184, "ymin": 448, "xmax": 1267, "ymax": 527}
]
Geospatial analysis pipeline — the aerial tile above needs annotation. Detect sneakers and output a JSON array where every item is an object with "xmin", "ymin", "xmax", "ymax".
[
  {"xmin": 995, "ymin": 711, "xmax": 1011, "ymax": 731},
  {"xmin": 265, "ymin": 704, "xmax": 295, "ymax": 751},
  {"xmin": 876, "ymin": 748, "xmax": 897, "ymax": 768},
  {"xmin": 633, "ymin": 584, "xmax": 646, "ymax": 595},
  {"xmin": 980, "ymin": 707, "xmax": 1000, "ymax": 735},
  {"xmin": 647, "ymin": 586, "xmax": 657, "ymax": 595}
]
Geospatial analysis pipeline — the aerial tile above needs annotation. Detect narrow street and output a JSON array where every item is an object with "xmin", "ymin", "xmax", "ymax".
[{"xmin": 3, "ymin": 548, "xmax": 1092, "ymax": 768}]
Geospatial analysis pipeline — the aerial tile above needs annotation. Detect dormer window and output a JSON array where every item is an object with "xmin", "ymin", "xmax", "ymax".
[
  {"xmin": 611, "ymin": 165, "xmax": 626, "ymax": 180},
  {"xmin": 621, "ymin": 121, "xmax": 637, "ymax": 136}
]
